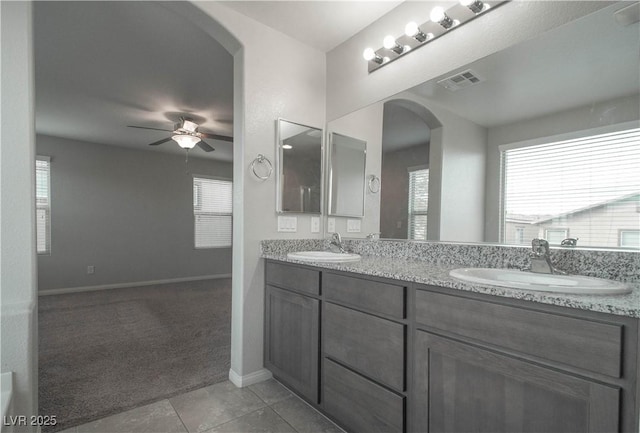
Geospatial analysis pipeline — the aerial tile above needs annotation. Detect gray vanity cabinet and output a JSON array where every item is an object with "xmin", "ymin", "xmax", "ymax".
[
  {"xmin": 412, "ymin": 285, "xmax": 638, "ymax": 433},
  {"xmin": 264, "ymin": 260, "xmax": 639, "ymax": 433},
  {"xmin": 321, "ymin": 272, "xmax": 408, "ymax": 433},
  {"xmin": 413, "ymin": 331, "xmax": 619, "ymax": 433},
  {"xmin": 264, "ymin": 262, "xmax": 320, "ymax": 403}
]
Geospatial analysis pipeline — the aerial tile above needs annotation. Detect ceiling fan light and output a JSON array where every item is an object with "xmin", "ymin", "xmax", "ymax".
[{"xmin": 172, "ymin": 134, "xmax": 200, "ymax": 149}]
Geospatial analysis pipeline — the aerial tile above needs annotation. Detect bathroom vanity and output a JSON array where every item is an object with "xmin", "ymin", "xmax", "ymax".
[{"xmin": 263, "ymin": 254, "xmax": 640, "ymax": 433}]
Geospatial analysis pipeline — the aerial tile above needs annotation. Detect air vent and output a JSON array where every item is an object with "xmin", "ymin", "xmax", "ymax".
[{"xmin": 437, "ymin": 69, "xmax": 484, "ymax": 92}]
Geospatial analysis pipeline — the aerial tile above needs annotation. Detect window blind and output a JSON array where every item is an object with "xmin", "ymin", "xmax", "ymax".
[
  {"xmin": 408, "ymin": 168, "xmax": 429, "ymax": 241},
  {"xmin": 193, "ymin": 177, "xmax": 232, "ymax": 248},
  {"xmin": 36, "ymin": 157, "xmax": 51, "ymax": 254},
  {"xmin": 501, "ymin": 127, "xmax": 640, "ymax": 249}
]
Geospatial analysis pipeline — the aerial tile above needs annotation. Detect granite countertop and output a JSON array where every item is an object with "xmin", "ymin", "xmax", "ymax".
[{"xmin": 262, "ymin": 253, "xmax": 640, "ymax": 319}]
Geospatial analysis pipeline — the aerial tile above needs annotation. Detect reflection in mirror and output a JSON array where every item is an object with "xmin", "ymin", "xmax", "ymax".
[
  {"xmin": 380, "ymin": 100, "xmax": 431, "ymax": 239},
  {"xmin": 332, "ymin": 2, "xmax": 640, "ymax": 250},
  {"xmin": 276, "ymin": 119, "xmax": 322, "ymax": 214},
  {"xmin": 328, "ymin": 133, "xmax": 367, "ymax": 217}
]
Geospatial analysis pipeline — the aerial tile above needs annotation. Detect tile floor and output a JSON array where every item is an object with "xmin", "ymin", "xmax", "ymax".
[{"xmin": 58, "ymin": 379, "xmax": 344, "ymax": 433}]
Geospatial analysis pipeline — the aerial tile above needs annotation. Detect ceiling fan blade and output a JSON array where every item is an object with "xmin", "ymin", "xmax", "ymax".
[
  {"xmin": 197, "ymin": 140, "xmax": 215, "ymax": 152},
  {"xmin": 148, "ymin": 137, "xmax": 172, "ymax": 146},
  {"xmin": 199, "ymin": 132, "xmax": 233, "ymax": 142},
  {"xmin": 128, "ymin": 125, "xmax": 174, "ymax": 133}
]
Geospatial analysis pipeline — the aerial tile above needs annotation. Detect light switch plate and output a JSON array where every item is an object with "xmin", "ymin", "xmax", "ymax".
[
  {"xmin": 311, "ymin": 217, "xmax": 320, "ymax": 233},
  {"xmin": 327, "ymin": 217, "xmax": 336, "ymax": 233},
  {"xmin": 347, "ymin": 219, "xmax": 361, "ymax": 233},
  {"xmin": 277, "ymin": 216, "xmax": 297, "ymax": 232}
]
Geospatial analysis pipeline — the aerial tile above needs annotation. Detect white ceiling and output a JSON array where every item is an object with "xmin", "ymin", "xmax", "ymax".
[
  {"xmin": 34, "ymin": 1, "xmax": 404, "ymax": 162},
  {"xmin": 35, "ymin": 1, "xmax": 235, "ymax": 161},
  {"xmin": 220, "ymin": 1, "xmax": 403, "ymax": 52},
  {"xmin": 406, "ymin": 2, "xmax": 640, "ymax": 128}
]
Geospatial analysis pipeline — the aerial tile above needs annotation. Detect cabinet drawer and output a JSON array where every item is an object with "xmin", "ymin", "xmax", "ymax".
[
  {"xmin": 415, "ymin": 289, "xmax": 623, "ymax": 378},
  {"xmin": 324, "ymin": 302, "xmax": 404, "ymax": 391},
  {"xmin": 323, "ymin": 272, "xmax": 405, "ymax": 318},
  {"xmin": 266, "ymin": 261, "xmax": 320, "ymax": 296},
  {"xmin": 323, "ymin": 358, "xmax": 404, "ymax": 433}
]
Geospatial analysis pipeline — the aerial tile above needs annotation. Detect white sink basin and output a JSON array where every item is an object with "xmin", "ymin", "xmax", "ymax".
[
  {"xmin": 286, "ymin": 251, "xmax": 361, "ymax": 263},
  {"xmin": 449, "ymin": 267, "xmax": 631, "ymax": 295}
]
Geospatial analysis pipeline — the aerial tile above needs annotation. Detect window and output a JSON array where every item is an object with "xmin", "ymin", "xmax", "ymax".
[
  {"xmin": 193, "ymin": 177, "xmax": 232, "ymax": 248},
  {"xmin": 408, "ymin": 168, "xmax": 429, "ymax": 241},
  {"xmin": 514, "ymin": 227, "xmax": 525, "ymax": 244},
  {"xmin": 501, "ymin": 127, "xmax": 640, "ymax": 248},
  {"xmin": 545, "ymin": 229, "xmax": 568, "ymax": 245},
  {"xmin": 36, "ymin": 157, "xmax": 51, "ymax": 254},
  {"xmin": 620, "ymin": 230, "xmax": 640, "ymax": 248}
]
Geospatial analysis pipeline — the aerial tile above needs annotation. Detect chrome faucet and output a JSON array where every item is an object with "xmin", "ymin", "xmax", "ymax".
[
  {"xmin": 560, "ymin": 237, "xmax": 578, "ymax": 247},
  {"xmin": 329, "ymin": 232, "xmax": 346, "ymax": 253},
  {"xmin": 529, "ymin": 238, "xmax": 564, "ymax": 274}
]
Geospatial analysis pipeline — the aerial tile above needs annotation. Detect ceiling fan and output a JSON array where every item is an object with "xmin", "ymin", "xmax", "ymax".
[{"xmin": 128, "ymin": 117, "xmax": 233, "ymax": 153}]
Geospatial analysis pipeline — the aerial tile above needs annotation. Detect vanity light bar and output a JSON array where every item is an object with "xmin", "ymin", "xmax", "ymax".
[{"xmin": 363, "ymin": 0, "xmax": 507, "ymax": 73}]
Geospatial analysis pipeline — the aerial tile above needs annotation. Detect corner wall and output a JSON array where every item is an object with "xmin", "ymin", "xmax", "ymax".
[
  {"xmin": 1, "ymin": 2, "xmax": 38, "ymax": 428},
  {"xmin": 172, "ymin": 1, "xmax": 327, "ymax": 385},
  {"xmin": 36, "ymin": 135, "xmax": 233, "ymax": 292}
]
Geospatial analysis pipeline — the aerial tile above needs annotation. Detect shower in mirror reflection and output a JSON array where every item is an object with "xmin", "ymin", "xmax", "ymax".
[
  {"xmin": 276, "ymin": 119, "xmax": 323, "ymax": 214},
  {"xmin": 327, "ymin": 132, "xmax": 367, "ymax": 218}
]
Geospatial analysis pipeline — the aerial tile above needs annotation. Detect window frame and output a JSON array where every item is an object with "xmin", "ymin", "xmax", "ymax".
[
  {"xmin": 498, "ymin": 121, "xmax": 640, "ymax": 248},
  {"xmin": 619, "ymin": 229, "xmax": 640, "ymax": 248},
  {"xmin": 544, "ymin": 228, "xmax": 569, "ymax": 245},
  {"xmin": 407, "ymin": 166, "xmax": 429, "ymax": 241},
  {"xmin": 192, "ymin": 175, "xmax": 233, "ymax": 249},
  {"xmin": 36, "ymin": 155, "xmax": 52, "ymax": 255}
]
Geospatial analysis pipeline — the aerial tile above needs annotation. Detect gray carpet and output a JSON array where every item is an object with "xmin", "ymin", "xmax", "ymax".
[{"xmin": 38, "ymin": 278, "xmax": 231, "ymax": 432}]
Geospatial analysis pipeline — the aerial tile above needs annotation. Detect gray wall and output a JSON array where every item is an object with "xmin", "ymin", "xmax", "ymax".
[
  {"xmin": 37, "ymin": 134, "xmax": 233, "ymax": 291},
  {"xmin": 380, "ymin": 144, "xmax": 429, "ymax": 239}
]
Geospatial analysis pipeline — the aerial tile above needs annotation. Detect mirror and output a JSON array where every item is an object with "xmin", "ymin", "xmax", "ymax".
[
  {"xmin": 276, "ymin": 119, "xmax": 323, "ymax": 214},
  {"xmin": 327, "ymin": 3, "xmax": 640, "ymax": 250},
  {"xmin": 328, "ymin": 133, "xmax": 367, "ymax": 217}
]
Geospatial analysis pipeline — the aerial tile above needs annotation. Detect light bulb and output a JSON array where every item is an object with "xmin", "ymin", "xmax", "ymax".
[
  {"xmin": 430, "ymin": 7, "xmax": 445, "ymax": 22},
  {"xmin": 430, "ymin": 6, "xmax": 454, "ymax": 29},
  {"xmin": 362, "ymin": 47, "xmax": 383, "ymax": 64},
  {"xmin": 362, "ymin": 47, "xmax": 376, "ymax": 61},
  {"xmin": 282, "ymin": 144, "xmax": 293, "ymax": 150},
  {"xmin": 383, "ymin": 35, "xmax": 397, "ymax": 50},
  {"xmin": 405, "ymin": 21, "xmax": 419, "ymax": 37},
  {"xmin": 405, "ymin": 21, "xmax": 428, "ymax": 42}
]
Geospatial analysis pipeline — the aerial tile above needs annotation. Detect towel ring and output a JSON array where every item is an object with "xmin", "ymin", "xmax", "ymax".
[
  {"xmin": 251, "ymin": 154, "xmax": 273, "ymax": 180},
  {"xmin": 368, "ymin": 175, "xmax": 380, "ymax": 193}
]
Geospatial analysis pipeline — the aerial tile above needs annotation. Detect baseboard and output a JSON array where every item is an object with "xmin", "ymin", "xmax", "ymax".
[
  {"xmin": 229, "ymin": 368, "xmax": 273, "ymax": 388},
  {"xmin": 38, "ymin": 274, "xmax": 232, "ymax": 296}
]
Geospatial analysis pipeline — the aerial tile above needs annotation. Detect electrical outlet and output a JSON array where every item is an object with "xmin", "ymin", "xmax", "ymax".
[
  {"xmin": 311, "ymin": 217, "xmax": 320, "ymax": 233},
  {"xmin": 347, "ymin": 219, "xmax": 361, "ymax": 233},
  {"xmin": 277, "ymin": 216, "xmax": 297, "ymax": 232},
  {"xmin": 87, "ymin": 265, "xmax": 95, "ymax": 275},
  {"xmin": 327, "ymin": 217, "xmax": 336, "ymax": 233}
]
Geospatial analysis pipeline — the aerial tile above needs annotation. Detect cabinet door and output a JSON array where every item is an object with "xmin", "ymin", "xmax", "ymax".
[
  {"xmin": 265, "ymin": 285, "xmax": 319, "ymax": 403},
  {"xmin": 413, "ymin": 331, "xmax": 620, "ymax": 433}
]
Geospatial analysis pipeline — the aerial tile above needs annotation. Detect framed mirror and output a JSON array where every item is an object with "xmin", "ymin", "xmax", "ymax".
[
  {"xmin": 276, "ymin": 119, "xmax": 323, "ymax": 214},
  {"xmin": 328, "ymin": 133, "xmax": 367, "ymax": 217}
]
